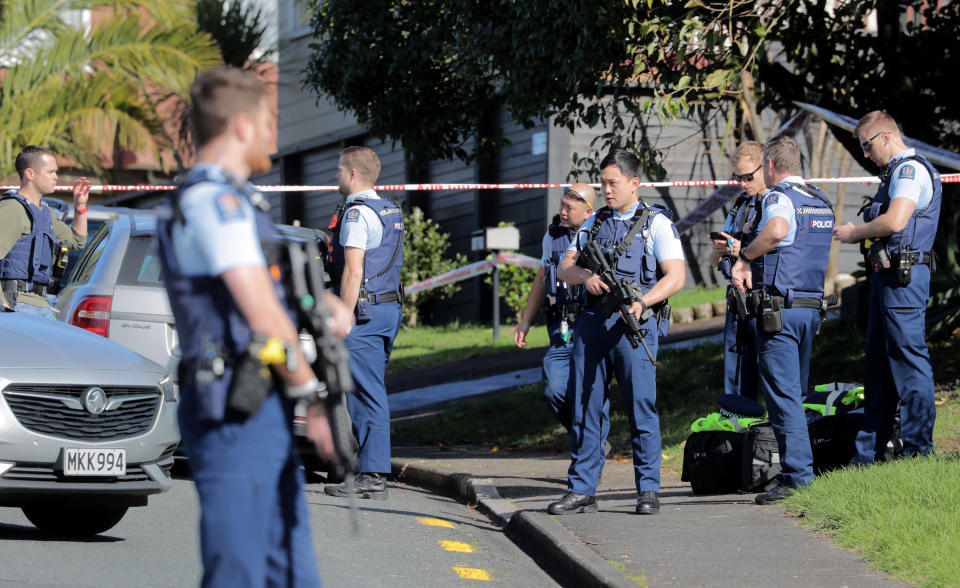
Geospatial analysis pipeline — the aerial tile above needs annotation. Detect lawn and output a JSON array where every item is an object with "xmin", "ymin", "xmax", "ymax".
[{"xmin": 388, "ymin": 322, "xmax": 550, "ymax": 372}]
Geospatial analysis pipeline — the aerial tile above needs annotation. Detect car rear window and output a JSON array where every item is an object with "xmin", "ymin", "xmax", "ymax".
[{"xmin": 117, "ymin": 236, "xmax": 163, "ymax": 286}]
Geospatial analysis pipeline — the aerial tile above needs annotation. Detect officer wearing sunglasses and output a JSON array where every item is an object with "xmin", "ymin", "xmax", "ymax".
[
  {"xmin": 834, "ymin": 111, "xmax": 941, "ymax": 464},
  {"xmin": 710, "ymin": 141, "xmax": 767, "ymax": 400}
]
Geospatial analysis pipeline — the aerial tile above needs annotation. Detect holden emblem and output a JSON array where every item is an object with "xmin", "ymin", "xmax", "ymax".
[{"xmin": 82, "ymin": 387, "xmax": 107, "ymax": 415}]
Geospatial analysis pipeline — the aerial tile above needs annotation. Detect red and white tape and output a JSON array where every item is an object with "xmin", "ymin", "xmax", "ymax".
[{"xmin": 3, "ymin": 173, "xmax": 958, "ymax": 194}]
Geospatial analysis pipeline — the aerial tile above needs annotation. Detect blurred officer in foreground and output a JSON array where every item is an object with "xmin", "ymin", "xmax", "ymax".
[
  {"xmin": 731, "ymin": 135, "xmax": 835, "ymax": 504},
  {"xmin": 834, "ymin": 111, "xmax": 941, "ymax": 463},
  {"xmin": 710, "ymin": 141, "xmax": 767, "ymax": 399},
  {"xmin": 157, "ymin": 67, "xmax": 339, "ymax": 587},
  {"xmin": 324, "ymin": 146, "xmax": 404, "ymax": 500},
  {"xmin": 514, "ymin": 182, "xmax": 611, "ymax": 436},
  {"xmin": 550, "ymin": 149, "xmax": 686, "ymax": 516},
  {"xmin": 0, "ymin": 145, "xmax": 90, "ymax": 316}
]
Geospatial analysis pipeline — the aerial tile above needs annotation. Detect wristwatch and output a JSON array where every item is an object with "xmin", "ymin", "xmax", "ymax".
[{"xmin": 738, "ymin": 250, "xmax": 753, "ymax": 263}]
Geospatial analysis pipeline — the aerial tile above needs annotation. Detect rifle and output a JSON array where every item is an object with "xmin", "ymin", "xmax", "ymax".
[
  {"xmin": 283, "ymin": 237, "xmax": 359, "ymax": 481},
  {"xmin": 578, "ymin": 240, "xmax": 657, "ymax": 365}
]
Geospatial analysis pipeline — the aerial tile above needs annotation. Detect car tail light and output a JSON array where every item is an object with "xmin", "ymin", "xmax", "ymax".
[{"xmin": 70, "ymin": 295, "xmax": 112, "ymax": 337}]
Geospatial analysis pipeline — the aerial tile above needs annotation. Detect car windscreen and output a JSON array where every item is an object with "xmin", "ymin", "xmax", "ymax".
[{"xmin": 116, "ymin": 236, "xmax": 163, "ymax": 286}]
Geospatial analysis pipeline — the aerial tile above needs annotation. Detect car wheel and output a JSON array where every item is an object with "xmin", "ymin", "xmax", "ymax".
[{"xmin": 21, "ymin": 504, "xmax": 129, "ymax": 537}]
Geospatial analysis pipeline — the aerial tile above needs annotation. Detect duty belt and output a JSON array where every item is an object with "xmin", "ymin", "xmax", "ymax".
[
  {"xmin": 769, "ymin": 294, "xmax": 837, "ymax": 311},
  {"xmin": 893, "ymin": 251, "xmax": 933, "ymax": 267},
  {"xmin": 369, "ymin": 290, "xmax": 403, "ymax": 304},
  {"xmin": 1, "ymin": 279, "xmax": 47, "ymax": 297}
]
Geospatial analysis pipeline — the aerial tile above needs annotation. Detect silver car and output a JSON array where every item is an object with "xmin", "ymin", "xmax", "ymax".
[{"xmin": 0, "ymin": 312, "xmax": 179, "ymax": 536}]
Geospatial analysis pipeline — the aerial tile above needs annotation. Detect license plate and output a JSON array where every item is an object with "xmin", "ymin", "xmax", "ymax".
[{"xmin": 63, "ymin": 448, "xmax": 126, "ymax": 476}]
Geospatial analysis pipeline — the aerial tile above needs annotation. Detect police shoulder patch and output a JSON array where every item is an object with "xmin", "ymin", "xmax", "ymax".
[
  {"xmin": 898, "ymin": 164, "xmax": 916, "ymax": 180},
  {"xmin": 344, "ymin": 208, "xmax": 360, "ymax": 223},
  {"xmin": 764, "ymin": 193, "xmax": 780, "ymax": 207},
  {"xmin": 214, "ymin": 192, "xmax": 245, "ymax": 222}
]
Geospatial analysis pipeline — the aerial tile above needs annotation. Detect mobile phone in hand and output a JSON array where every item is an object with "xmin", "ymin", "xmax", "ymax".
[{"xmin": 709, "ymin": 231, "xmax": 727, "ymax": 241}]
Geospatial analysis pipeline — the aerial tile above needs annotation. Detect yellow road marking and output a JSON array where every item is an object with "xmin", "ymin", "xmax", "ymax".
[
  {"xmin": 417, "ymin": 517, "xmax": 456, "ymax": 528},
  {"xmin": 438, "ymin": 540, "xmax": 474, "ymax": 553},
  {"xmin": 453, "ymin": 567, "xmax": 491, "ymax": 581}
]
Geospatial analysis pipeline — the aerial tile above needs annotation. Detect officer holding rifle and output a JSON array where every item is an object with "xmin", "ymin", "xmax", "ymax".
[{"xmin": 549, "ymin": 148, "xmax": 686, "ymax": 517}]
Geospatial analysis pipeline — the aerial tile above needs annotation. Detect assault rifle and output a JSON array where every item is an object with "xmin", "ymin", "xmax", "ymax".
[
  {"xmin": 578, "ymin": 240, "xmax": 657, "ymax": 365},
  {"xmin": 283, "ymin": 237, "xmax": 358, "ymax": 481}
]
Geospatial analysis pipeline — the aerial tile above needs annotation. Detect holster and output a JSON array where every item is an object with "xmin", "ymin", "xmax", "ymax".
[{"xmin": 226, "ymin": 351, "xmax": 273, "ymax": 417}]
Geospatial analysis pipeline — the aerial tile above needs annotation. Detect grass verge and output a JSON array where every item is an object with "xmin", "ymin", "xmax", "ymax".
[
  {"xmin": 389, "ymin": 323, "xmax": 550, "ymax": 372},
  {"xmin": 667, "ymin": 284, "xmax": 726, "ymax": 309},
  {"xmin": 782, "ymin": 456, "xmax": 960, "ymax": 587}
]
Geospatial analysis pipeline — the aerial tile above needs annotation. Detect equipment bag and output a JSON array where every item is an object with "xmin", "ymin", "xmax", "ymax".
[
  {"xmin": 681, "ymin": 430, "xmax": 744, "ymax": 495},
  {"xmin": 740, "ymin": 423, "xmax": 781, "ymax": 492},
  {"xmin": 803, "ymin": 382, "xmax": 866, "ymax": 473}
]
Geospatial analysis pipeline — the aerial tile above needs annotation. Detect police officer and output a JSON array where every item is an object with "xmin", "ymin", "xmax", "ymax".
[
  {"xmin": 156, "ymin": 67, "xmax": 338, "ymax": 587},
  {"xmin": 731, "ymin": 135, "xmax": 835, "ymax": 504},
  {"xmin": 710, "ymin": 141, "xmax": 767, "ymax": 399},
  {"xmin": 323, "ymin": 146, "xmax": 404, "ymax": 500},
  {"xmin": 514, "ymin": 183, "xmax": 611, "ymax": 435},
  {"xmin": 834, "ymin": 111, "xmax": 941, "ymax": 463},
  {"xmin": 0, "ymin": 145, "xmax": 91, "ymax": 317},
  {"xmin": 548, "ymin": 149, "xmax": 686, "ymax": 516}
]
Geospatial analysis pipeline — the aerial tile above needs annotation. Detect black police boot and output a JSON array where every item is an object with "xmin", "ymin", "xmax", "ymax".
[
  {"xmin": 547, "ymin": 491, "xmax": 598, "ymax": 515},
  {"xmin": 754, "ymin": 483, "xmax": 793, "ymax": 505},
  {"xmin": 324, "ymin": 472, "xmax": 389, "ymax": 500},
  {"xmin": 635, "ymin": 491, "xmax": 660, "ymax": 515}
]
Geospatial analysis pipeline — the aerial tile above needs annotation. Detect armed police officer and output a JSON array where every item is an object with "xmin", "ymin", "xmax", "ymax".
[
  {"xmin": 323, "ymin": 146, "xmax": 404, "ymax": 500},
  {"xmin": 710, "ymin": 141, "xmax": 767, "ymax": 399},
  {"xmin": 1, "ymin": 145, "xmax": 91, "ymax": 317},
  {"xmin": 156, "ymin": 67, "xmax": 339, "ymax": 587},
  {"xmin": 548, "ymin": 149, "xmax": 686, "ymax": 516},
  {"xmin": 514, "ymin": 182, "xmax": 611, "ymax": 436},
  {"xmin": 834, "ymin": 111, "xmax": 941, "ymax": 463},
  {"xmin": 731, "ymin": 135, "xmax": 835, "ymax": 504}
]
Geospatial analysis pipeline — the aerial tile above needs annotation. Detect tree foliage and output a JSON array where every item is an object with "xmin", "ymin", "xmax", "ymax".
[
  {"xmin": 0, "ymin": 0, "xmax": 221, "ymax": 178},
  {"xmin": 196, "ymin": 0, "xmax": 271, "ymax": 68}
]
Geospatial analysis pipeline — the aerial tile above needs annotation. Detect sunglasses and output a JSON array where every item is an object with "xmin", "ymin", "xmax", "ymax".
[
  {"xmin": 731, "ymin": 164, "xmax": 762, "ymax": 183},
  {"xmin": 860, "ymin": 130, "xmax": 887, "ymax": 151},
  {"xmin": 562, "ymin": 187, "xmax": 588, "ymax": 202}
]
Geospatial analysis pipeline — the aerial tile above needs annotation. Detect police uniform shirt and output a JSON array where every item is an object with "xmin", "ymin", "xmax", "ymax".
[
  {"xmin": 171, "ymin": 169, "xmax": 265, "ymax": 277},
  {"xmin": 568, "ymin": 203, "xmax": 685, "ymax": 262},
  {"xmin": 0, "ymin": 197, "xmax": 86, "ymax": 307},
  {"xmin": 338, "ymin": 190, "xmax": 385, "ymax": 251},
  {"xmin": 754, "ymin": 176, "xmax": 805, "ymax": 248},
  {"xmin": 887, "ymin": 148, "xmax": 934, "ymax": 210},
  {"xmin": 540, "ymin": 231, "xmax": 553, "ymax": 264}
]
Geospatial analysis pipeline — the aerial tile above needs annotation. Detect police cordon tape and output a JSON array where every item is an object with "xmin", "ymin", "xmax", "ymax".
[
  {"xmin": 4, "ymin": 173, "xmax": 958, "ymax": 195},
  {"xmin": 404, "ymin": 252, "xmax": 542, "ymax": 296}
]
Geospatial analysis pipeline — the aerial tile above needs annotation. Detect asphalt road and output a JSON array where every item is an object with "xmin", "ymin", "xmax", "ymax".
[{"xmin": 0, "ymin": 477, "xmax": 559, "ymax": 588}]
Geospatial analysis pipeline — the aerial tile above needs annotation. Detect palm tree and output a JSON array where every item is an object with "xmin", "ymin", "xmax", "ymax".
[{"xmin": 0, "ymin": 0, "xmax": 222, "ymax": 179}]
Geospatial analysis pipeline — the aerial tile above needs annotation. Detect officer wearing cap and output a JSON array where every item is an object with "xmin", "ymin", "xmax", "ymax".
[
  {"xmin": 548, "ymin": 148, "xmax": 686, "ymax": 516},
  {"xmin": 156, "ymin": 67, "xmax": 338, "ymax": 587},
  {"xmin": 731, "ymin": 135, "xmax": 835, "ymax": 504},
  {"xmin": 834, "ymin": 111, "xmax": 941, "ymax": 462},
  {"xmin": 710, "ymin": 141, "xmax": 767, "ymax": 399},
  {"xmin": 324, "ymin": 146, "xmax": 404, "ymax": 500},
  {"xmin": 514, "ymin": 182, "xmax": 611, "ymax": 436},
  {"xmin": 0, "ymin": 145, "xmax": 91, "ymax": 317}
]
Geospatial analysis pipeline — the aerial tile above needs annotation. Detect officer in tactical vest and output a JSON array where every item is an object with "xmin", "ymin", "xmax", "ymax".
[
  {"xmin": 731, "ymin": 135, "xmax": 835, "ymax": 504},
  {"xmin": 515, "ymin": 182, "xmax": 611, "ymax": 436},
  {"xmin": 710, "ymin": 141, "xmax": 767, "ymax": 399},
  {"xmin": 156, "ymin": 67, "xmax": 339, "ymax": 587},
  {"xmin": 834, "ymin": 111, "xmax": 941, "ymax": 463},
  {"xmin": 549, "ymin": 149, "xmax": 686, "ymax": 516},
  {"xmin": 0, "ymin": 145, "xmax": 90, "ymax": 317},
  {"xmin": 324, "ymin": 146, "xmax": 404, "ymax": 500}
]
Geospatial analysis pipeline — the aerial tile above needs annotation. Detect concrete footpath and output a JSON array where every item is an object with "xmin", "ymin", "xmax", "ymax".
[
  {"xmin": 390, "ymin": 448, "xmax": 900, "ymax": 587},
  {"xmin": 385, "ymin": 315, "xmax": 901, "ymax": 587}
]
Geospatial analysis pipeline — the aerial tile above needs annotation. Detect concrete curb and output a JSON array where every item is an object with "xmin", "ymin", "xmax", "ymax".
[{"xmin": 392, "ymin": 459, "xmax": 637, "ymax": 588}]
